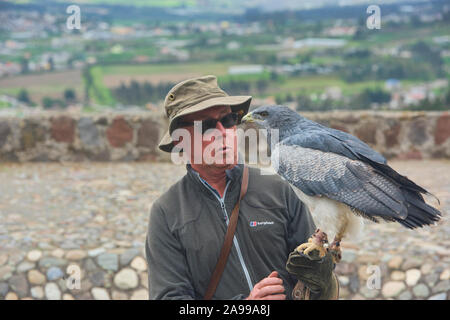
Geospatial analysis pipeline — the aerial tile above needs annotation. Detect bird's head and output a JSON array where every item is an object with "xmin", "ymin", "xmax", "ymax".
[
  {"xmin": 241, "ymin": 105, "xmax": 306, "ymax": 147},
  {"xmin": 241, "ymin": 105, "xmax": 304, "ymax": 139}
]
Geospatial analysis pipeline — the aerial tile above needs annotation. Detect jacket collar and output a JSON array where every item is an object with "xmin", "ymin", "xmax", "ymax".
[{"xmin": 185, "ymin": 154, "xmax": 245, "ymax": 202}]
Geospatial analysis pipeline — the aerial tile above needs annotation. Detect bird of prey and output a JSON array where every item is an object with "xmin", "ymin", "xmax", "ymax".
[{"xmin": 241, "ymin": 105, "xmax": 442, "ymax": 263}]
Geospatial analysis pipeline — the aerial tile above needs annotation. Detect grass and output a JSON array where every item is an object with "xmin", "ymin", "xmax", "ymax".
[
  {"xmin": 12, "ymin": 0, "xmax": 198, "ymax": 7},
  {"xmin": 86, "ymin": 66, "xmax": 115, "ymax": 106},
  {"xmin": 262, "ymin": 75, "xmax": 424, "ymax": 97},
  {"xmin": 0, "ymin": 100, "xmax": 12, "ymax": 109},
  {"xmin": 101, "ymin": 62, "xmax": 233, "ymax": 76},
  {"xmin": 361, "ymin": 23, "xmax": 450, "ymax": 48},
  {"xmin": 218, "ymin": 71, "xmax": 271, "ymax": 83}
]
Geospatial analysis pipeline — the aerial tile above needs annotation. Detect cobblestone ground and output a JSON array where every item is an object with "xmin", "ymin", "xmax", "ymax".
[{"xmin": 0, "ymin": 160, "xmax": 448, "ymax": 300}]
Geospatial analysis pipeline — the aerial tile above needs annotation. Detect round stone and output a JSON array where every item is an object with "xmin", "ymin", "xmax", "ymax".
[
  {"xmin": 65, "ymin": 250, "xmax": 86, "ymax": 261},
  {"xmin": 111, "ymin": 290, "xmax": 128, "ymax": 300},
  {"xmin": 28, "ymin": 270, "xmax": 46, "ymax": 285},
  {"xmin": 412, "ymin": 284, "xmax": 429, "ymax": 298},
  {"xmin": 402, "ymin": 258, "xmax": 421, "ymax": 270},
  {"xmin": 338, "ymin": 276, "xmax": 349, "ymax": 286},
  {"xmin": 46, "ymin": 267, "xmax": 64, "ymax": 281},
  {"xmin": 51, "ymin": 249, "xmax": 65, "ymax": 258},
  {"xmin": 0, "ymin": 282, "xmax": 8, "ymax": 297},
  {"xmin": 90, "ymin": 271, "xmax": 106, "ymax": 287},
  {"xmin": 382, "ymin": 281, "xmax": 406, "ymax": 298},
  {"xmin": 63, "ymin": 293, "xmax": 75, "ymax": 300},
  {"xmin": 0, "ymin": 266, "xmax": 13, "ymax": 281},
  {"xmin": 91, "ymin": 287, "xmax": 110, "ymax": 300},
  {"xmin": 45, "ymin": 283, "xmax": 61, "ymax": 300},
  {"xmin": 391, "ymin": 271, "xmax": 406, "ymax": 281},
  {"xmin": 130, "ymin": 289, "xmax": 148, "ymax": 300},
  {"xmin": 398, "ymin": 290, "xmax": 412, "ymax": 300},
  {"xmin": 8, "ymin": 274, "xmax": 29, "ymax": 298},
  {"xmin": 17, "ymin": 261, "xmax": 35, "ymax": 273},
  {"xmin": 421, "ymin": 264, "xmax": 433, "ymax": 275},
  {"xmin": 8, "ymin": 252, "xmax": 25, "ymax": 265},
  {"xmin": 113, "ymin": 268, "xmax": 138, "ymax": 290},
  {"xmin": 38, "ymin": 257, "xmax": 66, "ymax": 269},
  {"xmin": 406, "ymin": 269, "xmax": 421, "ymax": 286},
  {"xmin": 358, "ymin": 265, "xmax": 370, "ymax": 281},
  {"xmin": 26, "ymin": 250, "xmax": 42, "ymax": 262},
  {"xmin": 428, "ymin": 293, "xmax": 447, "ymax": 300},
  {"xmin": 140, "ymin": 272, "xmax": 148, "ymax": 289},
  {"xmin": 440, "ymin": 269, "xmax": 450, "ymax": 281},
  {"xmin": 425, "ymin": 273, "xmax": 440, "ymax": 287},
  {"xmin": 97, "ymin": 253, "xmax": 118, "ymax": 271},
  {"xmin": 388, "ymin": 256, "xmax": 403, "ymax": 270},
  {"xmin": 130, "ymin": 256, "xmax": 147, "ymax": 272},
  {"xmin": 119, "ymin": 248, "xmax": 140, "ymax": 266},
  {"xmin": 5, "ymin": 292, "xmax": 19, "ymax": 300},
  {"xmin": 360, "ymin": 285, "xmax": 379, "ymax": 299},
  {"xmin": 88, "ymin": 247, "xmax": 106, "ymax": 257},
  {"xmin": 433, "ymin": 280, "xmax": 450, "ymax": 293},
  {"xmin": 30, "ymin": 286, "xmax": 44, "ymax": 299}
]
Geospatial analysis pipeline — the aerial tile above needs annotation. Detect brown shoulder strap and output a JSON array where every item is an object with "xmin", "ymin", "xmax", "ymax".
[{"xmin": 203, "ymin": 165, "xmax": 249, "ymax": 300}]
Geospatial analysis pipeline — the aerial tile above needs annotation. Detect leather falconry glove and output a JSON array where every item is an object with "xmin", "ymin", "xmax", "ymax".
[{"xmin": 286, "ymin": 248, "xmax": 338, "ymax": 299}]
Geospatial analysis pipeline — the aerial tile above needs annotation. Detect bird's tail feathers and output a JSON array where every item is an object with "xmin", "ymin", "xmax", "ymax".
[
  {"xmin": 362, "ymin": 155, "xmax": 441, "ymax": 205},
  {"xmin": 399, "ymin": 189, "xmax": 442, "ymax": 229}
]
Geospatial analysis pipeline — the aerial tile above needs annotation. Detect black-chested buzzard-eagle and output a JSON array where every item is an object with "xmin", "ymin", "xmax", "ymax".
[{"xmin": 242, "ymin": 105, "xmax": 442, "ymax": 263}]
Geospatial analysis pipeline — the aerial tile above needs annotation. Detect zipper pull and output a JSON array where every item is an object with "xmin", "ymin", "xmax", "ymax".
[{"xmin": 220, "ymin": 202, "xmax": 227, "ymax": 221}]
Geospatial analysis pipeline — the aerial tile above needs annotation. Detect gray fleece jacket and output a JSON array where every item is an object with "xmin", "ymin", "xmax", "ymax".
[{"xmin": 145, "ymin": 163, "xmax": 317, "ymax": 300}]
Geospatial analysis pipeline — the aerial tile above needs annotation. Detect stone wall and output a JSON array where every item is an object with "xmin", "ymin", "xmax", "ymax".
[
  {"xmin": 0, "ymin": 110, "xmax": 170, "ymax": 162},
  {"xmin": 0, "ymin": 110, "xmax": 449, "ymax": 162},
  {"xmin": 304, "ymin": 111, "xmax": 450, "ymax": 160}
]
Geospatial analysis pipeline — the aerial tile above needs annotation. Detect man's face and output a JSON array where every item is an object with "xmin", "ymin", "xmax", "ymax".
[{"xmin": 173, "ymin": 105, "xmax": 238, "ymax": 169}]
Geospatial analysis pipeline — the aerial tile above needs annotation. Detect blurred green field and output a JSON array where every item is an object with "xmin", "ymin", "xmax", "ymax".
[
  {"xmin": 101, "ymin": 62, "xmax": 233, "ymax": 77},
  {"xmin": 0, "ymin": 62, "xmax": 428, "ymax": 106},
  {"xmin": 10, "ymin": 0, "xmax": 198, "ymax": 7}
]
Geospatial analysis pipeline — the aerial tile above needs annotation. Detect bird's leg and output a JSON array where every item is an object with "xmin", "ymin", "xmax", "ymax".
[
  {"xmin": 328, "ymin": 236, "xmax": 342, "ymax": 264},
  {"xmin": 296, "ymin": 229, "xmax": 328, "ymax": 259}
]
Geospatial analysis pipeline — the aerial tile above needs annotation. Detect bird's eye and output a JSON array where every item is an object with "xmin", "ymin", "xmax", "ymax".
[{"xmin": 259, "ymin": 111, "xmax": 269, "ymax": 117}]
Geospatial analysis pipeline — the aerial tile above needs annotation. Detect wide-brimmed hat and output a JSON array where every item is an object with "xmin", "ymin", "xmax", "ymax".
[{"xmin": 158, "ymin": 75, "xmax": 252, "ymax": 153}]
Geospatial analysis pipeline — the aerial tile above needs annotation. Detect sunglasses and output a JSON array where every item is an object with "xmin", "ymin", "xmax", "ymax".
[{"xmin": 178, "ymin": 112, "xmax": 239, "ymax": 135}]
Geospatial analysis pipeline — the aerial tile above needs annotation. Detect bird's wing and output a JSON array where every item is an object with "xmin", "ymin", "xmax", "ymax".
[
  {"xmin": 272, "ymin": 132, "xmax": 408, "ymax": 222},
  {"xmin": 315, "ymin": 126, "xmax": 387, "ymax": 164},
  {"xmin": 322, "ymin": 126, "xmax": 432, "ymax": 196}
]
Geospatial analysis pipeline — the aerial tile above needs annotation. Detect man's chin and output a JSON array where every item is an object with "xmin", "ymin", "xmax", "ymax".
[
  {"xmin": 206, "ymin": 153, "xmax": 238, "ymax": 169},
  {"xmin": 212, "ymin": 162, "xmax": 236, "ymax": 170}
]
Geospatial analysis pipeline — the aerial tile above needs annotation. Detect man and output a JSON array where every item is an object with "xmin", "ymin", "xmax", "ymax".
[{"xmin": 145, "ymin": 75, "xmax": 339, "ymax": 300}]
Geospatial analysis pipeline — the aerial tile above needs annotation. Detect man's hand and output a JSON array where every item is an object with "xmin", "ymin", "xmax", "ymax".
[{"xmin": 245, "ymin": 271, "xmax": 286, "ymax": 300}]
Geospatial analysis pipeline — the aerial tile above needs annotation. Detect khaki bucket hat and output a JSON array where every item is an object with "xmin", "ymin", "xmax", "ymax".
[{"xmin": 158, "ymin": 75, "xmax": 252, "ymax": 153}]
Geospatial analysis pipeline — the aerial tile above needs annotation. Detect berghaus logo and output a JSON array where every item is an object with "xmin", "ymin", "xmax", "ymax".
[{"xmin": 249, "ymin": 221, "xmax": 274, "ymax": 227}]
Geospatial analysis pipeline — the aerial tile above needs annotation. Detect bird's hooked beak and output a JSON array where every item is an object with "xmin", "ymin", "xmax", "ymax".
[{"xmin": 241, "ymin": 112, "xmax": 260, "ymax": 124}]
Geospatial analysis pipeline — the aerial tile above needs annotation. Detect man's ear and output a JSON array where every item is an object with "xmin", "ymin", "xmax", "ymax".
[{"xmin": 170, "ymin": 128, "xmax": 193, "ymax": 164}]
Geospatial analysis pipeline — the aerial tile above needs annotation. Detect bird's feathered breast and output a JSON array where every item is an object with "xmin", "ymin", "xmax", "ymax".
[{"xmin": 272, "ymin": 132, "xmax": 411, "ymax": 223}]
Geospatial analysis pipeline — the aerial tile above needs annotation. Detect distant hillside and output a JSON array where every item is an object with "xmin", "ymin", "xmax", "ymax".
[{"xmin": 4, "ymin": 0, "xmax": 430, "ymax": 11}]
